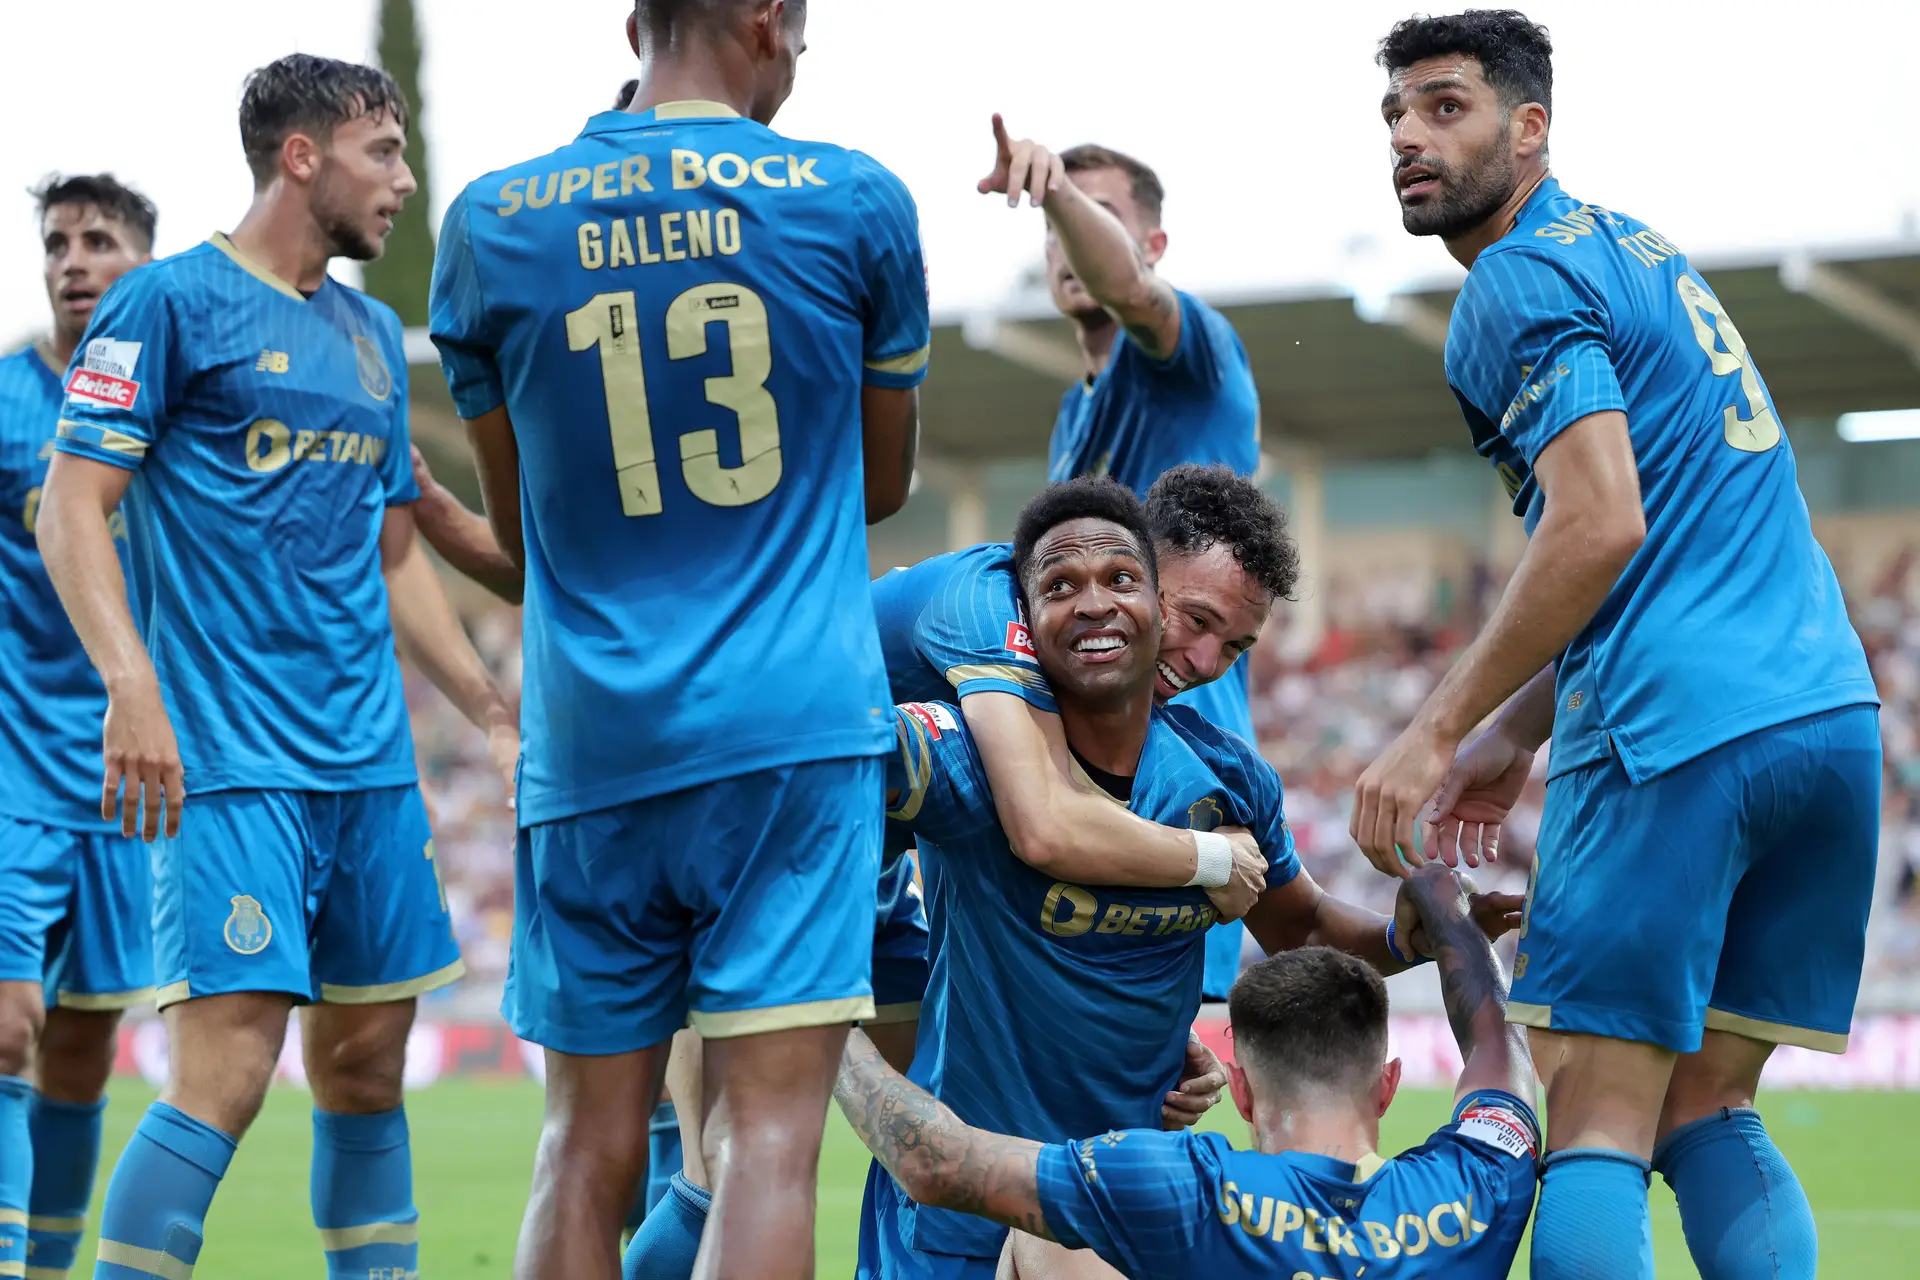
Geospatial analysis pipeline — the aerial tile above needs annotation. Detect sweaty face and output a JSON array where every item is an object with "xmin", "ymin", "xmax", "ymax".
[
  {"xmin": 1383, "ymin": 55, "xmax": 1521, "ymax": 240},
  {"xmin": 42, "ymin": 205, "xmax": 148, "ymax": 343},
  {"xmin": 311, "ymin": 109, "xmax": 416, "ymax": 262},
  {"xmin": 1023, "ymin": 517, "xmax": 1162, "ymax": 707},
  {"xmin": 1046, "ymin": 166, "xmax": 1150, "ymax": 322},
  {"xmin": 1153, "ymin": 545, "xmax": 1272, "ymax": 702}
]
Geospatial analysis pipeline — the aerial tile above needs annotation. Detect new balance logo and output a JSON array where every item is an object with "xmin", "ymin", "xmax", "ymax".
[{"xmin": 255, "ymin": 349, "xmax": 290, "ymax": 373}]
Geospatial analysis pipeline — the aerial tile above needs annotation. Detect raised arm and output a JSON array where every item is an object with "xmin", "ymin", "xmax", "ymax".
[
  {"xmin": 36, "ymin": 454, "xmax": 182, "ymax": 840},
  {"xmin": 1243, "ymin": 864, "xmax": 1523, "ymax": 978},
  {"xmin": 1404, "ymin": 862, "xmax": 1535, "ymax": 1105},
  {"xmin": 410, "ymin": 444, "xmax": 525, "ymax": 603},
  {"xmin": 834, "ymin": 1029, "xmax": 1055, "ymax": 1241}
]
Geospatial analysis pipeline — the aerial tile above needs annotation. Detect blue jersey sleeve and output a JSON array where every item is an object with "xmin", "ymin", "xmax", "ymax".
[
  {"xmin": 1449, "ymin": 247, "xmax": 1626, "ymax": 467},
  {"xmin": 851, "ymin": 153, "xmax": 931, "ymax": 390},
  {"xmin": 1143, "ymin": 291, "xmax": 1242, "ymax": 397},
  {"xmin": 1168, "ymin": 707, "xmax": 1300, "ymax": 888},
  {"xmin": 52, "ymin": 265, "xmax": 180, "ymax": 471},
  {"xmin": 1034, "ymin": 1129, "xmax": 1221, "ymax": 1274},
  {"xmin": 916, "ymin": 558, "xmax": 1056, "ymax": 713},
  {"xmin": 886, "ymin": 702, "xmax": 1000, "ymax": 846},
  {"xmin": 428, "ymin": 189, "xmax": 506, "ymax": 420}
]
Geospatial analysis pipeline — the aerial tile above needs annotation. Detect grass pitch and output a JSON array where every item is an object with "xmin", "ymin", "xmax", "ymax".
[{"xmin": 72, "ymin": 1080, "xmax": 1920, "ymax": 1277}]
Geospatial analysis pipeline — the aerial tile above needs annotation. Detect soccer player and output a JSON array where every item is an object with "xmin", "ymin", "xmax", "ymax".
[
  {"xmin": 0, "ymin": 173, "xmax": 154, "ymax": 1280},
  {"xmin": 36, "ymin": 57, "xmax": 518, "ymax": 1280},
  {"xmin": 982, "ymin": 119, "xmax": 1264, "ymax": 999},
  {"xmin": 862, "ymin": 479, "xmax": 1521, "ymax": 1279},
  {"xmin": 837, "ymin": 862, "xmax": 1538, "ymax": 1280},
  {"xmin": 1354, "ymin": 13, "xmax": 1881, "ymax": 1279},
  {"xmin": 426, "ymin": 1, "xmax": 928, "ymax": 1276}
]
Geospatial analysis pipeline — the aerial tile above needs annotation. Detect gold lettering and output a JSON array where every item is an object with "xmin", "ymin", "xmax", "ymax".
[
  {"xmin": 496, "ymin": 178, "xmax": 526, "ymax": 217},
  {"xmin": 715, "ymin": 208, "xmax": 742, "ymax": 256},
  {"xmin": 1122, "ymin": 906, "xmax": 1153, "ymax": 936},
  {"xmin": 1534, "ymin": 224, "xmax": 1577, "ymax": 246},
  {"xmin": 621, "ymin": 155, "xmax": 655, "ymax": 194},
  {"xmin": 1197, "ymin": 906, "xmax": 1218, "ymax": 930},
  {"xmin": 789, "ymin": 154, "xmax": 826, "ymax": 186},
  {"xmin": 578, "ymin": 222, "xmax": 605, "ymax": 270},
  {"xmin": 1427, "ymin": 1203, "xmax": 1460, "ymax": 1248},
  {"xmin": 1168, "ymin": 905, "xmax": 1196, "ymax": 933},
  {"xmin": 1302, "ymin": 1207, "xmax": 1329, "ymax": 1252},
  {"xmin": 247, "ymin": 420, "xmax": 290, "ymax": 473},
  {"xmin": 1096, "ymin": 904, "xmax": 1131, "ymax": 934},
  {"xmin": 1237, "ymin": 1196, "xmax": 1274, "ymax": 1239},
  {"xmin": 685, "ymin": 209, "xmax": 713, "ymax": 258},
  {"xmin": 1040, "ymin": 883, "xmax": 1097, "ymax": 938},
  {"xmin": 609, "ymin": 220, "xmax": 637, "ymax": 269},
  {"xmin": 635, "ymin": 217, "xmax": 662, "ymax": 265},
  {"xmin": 524, "ymin": 173, "xmax": 558, "ymax": 209},
  {"xmin": 751, "ymin": 154, "xmax": 787, "ymax": 187},
  {"xmin": 1272, "ymin": 1201, "xmax": 1305, "ymax": 1240},
  {"xmin": 1395, "ymin": 1213, "xmax": 1429, "ymax": 1255},
  {"xmin": 292, "ymin": 429, "xmax": 317, "ymax": 461},
  {"xmin": 592, "ymin": 161, "xmax": 619, "ymax": 200},
  {"xmin": 1216, "ymin": 1181, "xmax": 1240, "ymax": 1226},
  {"xmin": 673, "ymin": 149, "xmax": 707, "ymax": 189},
  {"xmin": 1324, "ymin": 1217, "xmax": 1361, "ymax": 1258},
  {"xmin": 22, "ymin": 487, "xmax": 41, "ymax": 534},
  {"xmin": 1363, "ymin": 1220, "xmax": 1399, "ymax": 1259},
  {"xmin": 369, "ymin": 438, "xmax": 387, "ymax": 467},
  {"xmin": 708, "ymin": 153, "xmax": 749, "ymax": 188},
  {"xmin": 661, "ymin": 212, "xmax": 687, "ymax": 261},
  {"xmin": 559, "ymin": 167, "xmax": 592, "ymax": 203},
  {"xmin": 325, "ymin": 430, "xmax": 349, "ymax": 461}
]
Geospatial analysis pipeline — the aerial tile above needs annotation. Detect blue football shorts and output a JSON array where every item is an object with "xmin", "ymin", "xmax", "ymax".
[
  {"xmin": 505, "ymin": 755, "xmax": 883, "ymax": 1055},
  {"xmin": 0, "ymin": 815, "xmax": 153, "ymax": 1010},
  {"xmin": 1512, "ymin": 703, "xmax": 1881, "ymax": 1054},
  {"xmin": 151, "ymin": 785, "xmax": 464, "ymax": 1009}
]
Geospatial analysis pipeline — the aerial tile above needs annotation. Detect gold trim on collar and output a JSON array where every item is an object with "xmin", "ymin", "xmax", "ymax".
[
  {"xmin": 209, "ymin": 232, "xmax": 307, "ymax": 302},
  {"xmin": 32, "ymin": 342, "xmax": 63, "ymax": 375},
  {"xmin": 652, "ymin": 99, "xmax": 742, "ymax": 120}
]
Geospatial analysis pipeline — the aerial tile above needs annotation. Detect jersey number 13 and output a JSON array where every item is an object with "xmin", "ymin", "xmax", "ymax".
[{"xmin": 567, "ymin": 286, "xmax": 781, "ymax": 516}]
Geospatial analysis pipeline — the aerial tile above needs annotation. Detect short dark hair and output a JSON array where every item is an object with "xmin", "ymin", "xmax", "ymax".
[
  {"xmin": 31, "ymin": 174, "xmax": 157, "ymax": 251},
  {"xmin": 1147, "ymin": 464, "xmax": 1299, "ymax": 602},
  {"xmin": 1059, "ymin": 145, "xmax": 1165, "ymax": 227},
  {"xmin": 1011, "ymin": 478, "xmax": 1157, "ymax": 601},
  {"xmin": 1376, "ymin": 10, "xmax": 1554, "ymax": 115},
  {"xmin": 634, "ymin": 0, "xmax": 805, "ymax": 42},
  {"xmin": 1229, "ymin": 948, "xmax": 1390, "ymax": 1097},
  {"xmin": 238, "ymin": 54, "xmax": 410, "ymax": 186}
]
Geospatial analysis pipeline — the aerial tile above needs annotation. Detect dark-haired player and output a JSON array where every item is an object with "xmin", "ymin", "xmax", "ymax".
[
  {"xmin": 982, "ymin": 120, "xmax": 1264, "ymax": 999},
  {"xmin": 37, "ymin": 55, "xmax": 517, "ymax": 1280},
  {"xmin": 1355, "ymin": 11, "xmax": 1879, "ymax": 1279},
  {"xmin": 836, "ymin": 863, "xmax": 1539, "ymax": 1280},
  {"xmin": 0, "ymin": 173, "xmax": 153, "ymax": 1280},
  {"xmin": 428, "ymin": 1, "xmax": 928, "ymax": 1275}
]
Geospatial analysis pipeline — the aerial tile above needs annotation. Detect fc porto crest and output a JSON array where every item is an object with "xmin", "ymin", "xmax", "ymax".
[
  {"xmin": 224, "ymin": 895, "xmax": 273, "ymax": 955},
  {"xmin": 353, "ymin": 335, "xmax": 393, "ymax": 402},
  {"xmin": 1187, "ymin": 796, "xmax": 1226, "ymax": 833}
]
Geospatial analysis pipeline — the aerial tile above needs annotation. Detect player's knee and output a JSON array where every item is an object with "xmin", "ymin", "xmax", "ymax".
[
  {"xmin": 36, "ymin": 1007, "xmax": 120, "ymax": 1103},
  {"xmin": 1661, "ymin": 1032, "xmax": 1772, "ymax": 1138},
  {"xmin": 306, "ymin": 1018, "xmax": 408, "ymax": 1113},
  {"xmin": 0, "ymin": 984, "xmax": 46, "ymax": 1077}
]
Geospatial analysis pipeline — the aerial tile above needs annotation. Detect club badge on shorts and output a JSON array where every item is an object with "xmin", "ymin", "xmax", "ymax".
[{"xmin": 224, "ymin": 894, "xmax": 273, "ymax": 955}]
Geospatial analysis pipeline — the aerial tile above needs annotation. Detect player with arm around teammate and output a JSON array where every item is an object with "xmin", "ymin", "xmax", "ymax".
[
  {"xmin": 836, "ymin": 860, "xmax": 1539, "ymax": 1280},
  {"xmin": 1354, "ymin": 12, "xmax": 1880, "ymax": 1280},
  {"xmin": 0, "ymin": 173, "xmax": 154, "ymax": 1280}
]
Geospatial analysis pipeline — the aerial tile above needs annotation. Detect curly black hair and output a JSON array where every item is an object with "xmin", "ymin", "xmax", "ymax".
[
  {"xmin": 31, "ymin": 174, "xmax": 157, "ymax": 251},
  {"xmin": 1376, "ymin": 10, "xmax": 1553, "ymax": 115},
  {"xmin": 1146, "ymin": 464, "xmax": 1299, "ymax": 601},
  {"xmin": 1011, "ymin": 477, "xmax": 1157, "ymax": 599},
  {"xmin": 239, "ymin": 54, "xmax": 410, "ymax": 186}
]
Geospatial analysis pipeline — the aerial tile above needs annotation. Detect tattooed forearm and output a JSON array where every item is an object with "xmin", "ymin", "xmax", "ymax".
[
  {"xmin": 1405, "ymin": 867, "xmax": 1507, "ymax": 1053},
  {"xmin": 1123, "ymin": 276, "xmax": 1182, "ymax": 359},
  {"xmin": 834, "ymin": 1032, "xmax": 1055, "ymax": 1241}
]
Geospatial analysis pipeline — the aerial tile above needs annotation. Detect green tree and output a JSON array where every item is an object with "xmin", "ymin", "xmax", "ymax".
[{"xmin": 362, "ymin": 0, "xmax": 433, "ymax": 326}]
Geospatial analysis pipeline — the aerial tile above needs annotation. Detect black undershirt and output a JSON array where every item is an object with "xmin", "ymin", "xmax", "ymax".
[{"xmin": 1069, "ymin": 746, "xmax": 1135, "ymax": 803}]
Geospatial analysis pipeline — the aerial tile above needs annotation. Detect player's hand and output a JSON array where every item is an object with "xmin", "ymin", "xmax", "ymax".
[
  {"xmin": 1163, "ymin": 1031, "xmax": 1227, "ymax": 1129},
  {"xmin": 1203, "ymin": 827, "xmax": 1267, "ymax": 921},
  {"xmin": 977, "ymin": 114, "xmax": 1066, "ymax": 210},
  {"xmin": 410, "ymin": 444, "xmax": 440, "ymax": 502},
  {"xmin": 1423, "ymin": 727, "xmax": 1535, "ymax": 871},
  {"xmin": 102, "ymin": 674, "xmax": 185, "ymax": 841},
  {"xmin": 485, "ymin": 714, "xmax": 519, "ymax": 808},
  {"xmin": 1396, "ymin": 871, "xmax": 1525, "ymax": 956},
  {"xmin": 1351, "ymin": 716, "xmax": 1460, "ymax": 878}
]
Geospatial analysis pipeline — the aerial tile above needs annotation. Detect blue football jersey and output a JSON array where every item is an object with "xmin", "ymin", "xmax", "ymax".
[
  {"xmin": 432, "ymin": 100, "xmax": 931, "ymax": 826},
  {"xmin": 1033, "ymin": 1090, "xmax": 1539, "ymax": 1278},
  {"xmin": 871, "ymin": 543, "xmax": 1053, "ymax": 712},
  {"xmin": 53, "ymin": 237, "xmax": 418, "ymax": 795},
  {"xmin": 1446, "ymin": 179, "xmax": 1877, "ymax": 782},
  {"xmin": 0, "ymin": 346, "xmax": 128, "ymax": 829},
  {"xmin": 883, "ymin": 699, "xmax": 1299, "ymax": 1259}
]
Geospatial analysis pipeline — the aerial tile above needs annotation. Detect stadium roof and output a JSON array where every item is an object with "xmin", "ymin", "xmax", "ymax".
[{"xmin": 403, "ymin": 241, "xmax": 1920, "ymax": 481}]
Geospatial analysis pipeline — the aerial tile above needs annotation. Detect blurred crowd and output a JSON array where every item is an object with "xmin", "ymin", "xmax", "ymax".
[{"xmin": 407, "ymin": 543, "xmax": 1920, "ymax": 1009}]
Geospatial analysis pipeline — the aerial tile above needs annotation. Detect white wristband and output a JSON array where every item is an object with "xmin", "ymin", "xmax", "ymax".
[{"xmin": 1186, "ymin": 831, "xmax": 1234, "ymax": 889}]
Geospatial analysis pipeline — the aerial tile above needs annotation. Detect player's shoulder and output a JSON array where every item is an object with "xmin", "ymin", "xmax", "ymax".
[
  {"xmin": 98, "ymin": 248, "xmax": 209, "ymax": 309},
  {"xmin": 1160, "ymin": 704, "xmax": 1272, "ymax": 787},
  {"xmin": 1475, "ymin": 181, "xmax": 1633, "ymax": 283},
  {"xmin": 895, "ymin": 700, "xmax": 969, "ymax": 749}
]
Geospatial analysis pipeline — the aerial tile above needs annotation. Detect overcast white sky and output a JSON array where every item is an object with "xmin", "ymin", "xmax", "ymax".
[{"xmin": 3, "ymin": 0, "xmax": 1917, "ymax": 347}]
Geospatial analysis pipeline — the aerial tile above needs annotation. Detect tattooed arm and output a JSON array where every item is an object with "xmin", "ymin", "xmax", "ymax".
[
  {"xmin": 834, "ymin": 1029, "xmax": 1057, "ymax": 1240},
  {"xmin": 1404, "ymin": 862, "xmax": 1536, "ymax": 1106}
]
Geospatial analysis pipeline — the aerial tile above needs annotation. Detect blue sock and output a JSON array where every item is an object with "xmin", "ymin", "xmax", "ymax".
[
  {"xmin": 622, "ymin": 1172, "xmax": 709, "ymax": 1280},
  {"xmin": 1654, "ymin": 1107, "xmax": 1817, "ymax": 1280},
  {"xmin": 623, "ymin": 1101, "xmax": 684, "ymax": 1234},
  {"xmin": 28, "ymin": 1093, "xmax": 106, "ymax": 1279},
  {"xmin": 0, "ymin": 1076, "xmax": 33, "ymax": 1279},
  {"xmin": 1531, "ymin": 1147, "xmax": 1655, "ymax": 1280},
  {"xmin": 311, "ymin": 1107, "xmax": 419, "ymax": 1279},
  {"xmin": 93, "ymin": 1102, "xmax": 235, "ymax": 1280}
]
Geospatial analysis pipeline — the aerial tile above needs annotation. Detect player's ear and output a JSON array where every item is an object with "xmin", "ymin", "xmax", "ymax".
[
  {"xmin": 626, "ymin": 9, "xmax": 641, "ymax": 58},
  {"xmin": 1141, "ymin": 228, "xmax": 1169, "ymax": 268},
  {"xmin": 1227, "ymin": 1062, "xmax": 1254, "ymax": 1121},
  {"xmin": 1512, "ymin": 103, "xmax": 1549, "ymax": 164},
  {"xmin": 1377, "ymin": 1057, "xmax": 1403, "ymax": 1117},
  {"xmin": 282, "ymin": 131, "xmax": 324, "ymax": 185}
]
